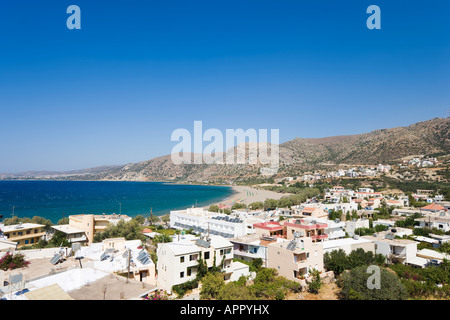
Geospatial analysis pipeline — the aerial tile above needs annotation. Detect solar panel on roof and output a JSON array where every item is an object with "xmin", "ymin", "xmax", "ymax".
[
  {"xmin": 195, "ymin": 238, "xmax": 211, "ymax": 248},
  {"xmin": 50, "ymin": 253, "xmax": 61, "ymax": 265},
  {"xmin": 100, "ymin": 252, "xmax": 109, "ymax": 261}
]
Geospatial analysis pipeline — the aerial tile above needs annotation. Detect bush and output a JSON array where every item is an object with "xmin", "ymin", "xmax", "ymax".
[
  {"xmin": 339, "ymin": 266, "xmax": 408, "ymax": 300},
  {"xmin": 144, "ymin": 289, "xmax": 170, "ymax": 300},
  {"xmin": 200, "ymin": 272, "xmax": 225, "ymax": 300},
  {"xmin": 172, "ymin": 279, "xmax": 199, "ymax": 298},
  {"xmin": 0, "ymin": 252, "xmax": 30, "ymax": 271},
  {"xmin": 324, "ymin": 248, "xmax": 385, "ymax": 276},
  {"xmin": 307, "ymin": 269, "xmax": 322, "ymax": 294}
]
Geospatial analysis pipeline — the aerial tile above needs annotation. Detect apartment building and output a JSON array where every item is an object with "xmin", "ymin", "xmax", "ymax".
[
  {"xmin": 253, "ymin": 221, "xmax": 284, "ymax": 238},
  {"xmin": 363, "ymin": 233, "xmax": 419, "ymax": 265},
  {"xmin": 230, "ymin": 234, "xmax": 269, "ymax": 267},
  {"xmin": 55, "ymin": 213, "xmax": 132, "ymax": 244},
  {"xmin": 282, "ymin": 218, "xmax": 328, "ymax": 242},
  {"xmin": 293, "ymin": 206, "xmax": 328, "ymax": 219},
  {"xmin": 2, "ymin": 223, "xmax": 46, "ymax": 248},
  {"xmin": 267, "ymin": 236, "xmax": 324, "ymax": 282},
  {"xmin": 415, "ymin": 214, "xmax": 450, "ymax": 233},
  {"xmin": 156, "ymin": 235, "xmax": 248, "ymax": 292},
  {"xmin": 170, "ymin": 207, "xmax": 247, "ymax": 238},
  {"xmin": 322, "ymin": 237, "xmax": 375, "ymax": 255}
]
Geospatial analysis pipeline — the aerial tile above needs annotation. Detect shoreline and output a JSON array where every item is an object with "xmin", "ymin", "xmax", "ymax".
[{"xmin": 202, "ymin": 185, "xmax": 288, "ymax": 209}]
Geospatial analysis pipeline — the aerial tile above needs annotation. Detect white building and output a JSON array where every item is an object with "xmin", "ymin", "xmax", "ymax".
[
  {"xmin": 414, "ymin": 214, "xmax": 450, "ymax": 233},
  {"xmin": 170, "ymin": 207, "xmax": 247, "ymax": 238},
  {"xmin": 301, "ymin": 217, "xmax": 346, "ymax": 240},
  {"xmin": 156, "ymin": 235, "xmax": 249, "ymax": 293},
  {"xmin": 363, "ymin": 233, "xmax": 419, "ymax": 265},
  {"xmin": 230, "ymin": 234, "xmax": 269, "ymax": 267},
  {"xmin": 322, "ymin": 237, "xmax": 375, "ymax": 255}
]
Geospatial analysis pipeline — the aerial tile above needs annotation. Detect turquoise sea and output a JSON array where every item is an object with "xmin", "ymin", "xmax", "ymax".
[{"xmin": 0, "ymin": 180, "xmax": 234, "ymax": 223}]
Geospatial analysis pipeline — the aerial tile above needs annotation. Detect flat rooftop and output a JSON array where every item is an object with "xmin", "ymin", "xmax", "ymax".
[{"xmin": 322, "ymin": 237, "xmax": 374, "ymax": 249}]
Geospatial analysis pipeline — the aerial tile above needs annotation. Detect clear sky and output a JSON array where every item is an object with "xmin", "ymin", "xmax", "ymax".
[{"xmin": 0, "ymin": 0, "xmax": 449, "ymax": 173}]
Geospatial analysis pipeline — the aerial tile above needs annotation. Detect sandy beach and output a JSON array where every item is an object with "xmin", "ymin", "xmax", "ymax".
[{"xmin": 212, "ymin": 185, "xmax": 288, "ymax": 207}]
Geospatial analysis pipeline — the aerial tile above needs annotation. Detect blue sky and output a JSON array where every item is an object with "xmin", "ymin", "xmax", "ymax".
[{"xmin": 0, "ymin": 0, "xmax": 449, "ymax": 172}]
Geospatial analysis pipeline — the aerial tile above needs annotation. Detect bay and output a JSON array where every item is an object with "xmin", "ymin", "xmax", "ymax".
[{"xmin": 0, "ymin": 180, "xmax": 234, "ymax": 223}]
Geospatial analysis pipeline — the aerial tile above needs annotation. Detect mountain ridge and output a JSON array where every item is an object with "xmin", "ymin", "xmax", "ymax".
[{"xmin": 2, "ymin": 117, "xmax": 449, "ymax": 182}]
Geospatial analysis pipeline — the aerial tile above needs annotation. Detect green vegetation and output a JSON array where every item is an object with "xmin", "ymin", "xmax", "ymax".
[
  {"xmin": 389, "ymin": 260, "xmax": 450, "ymax": 299},
  {"xmin": 232, "ymin": 258, "xmax": 263, "ymax": 272},
  {"xmin": 328, "ymin": 209, "xmax": 343, "ymax": 221},
  {"xmin": 93, "ymin": 218, "xmax": 146, "ymax": 243},
  {"xmin": 249, "ymin": 201, "xmax": 264, "ymax": 210},
  {"xmin": 199, "ymin": 267, "xmax": 300, "ymax": 300},
  {"xmin": 307, "ymin": 268, "xmax": 322, "ymax": 294},
  {"xmin": 338, "ymin": 265, "xmax": 408, "ymax": 300},
  {"xmin": 323, "ymin": 248, "xmax": 385, "ymax": 276}
]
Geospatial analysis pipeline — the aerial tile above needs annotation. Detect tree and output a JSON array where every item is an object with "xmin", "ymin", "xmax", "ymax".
[
  {"xmin": 160, "ymin": 214, "xmax": 170, "ymax": 226},
  {"xmin": 200, "ymin": 272, "xmax": 225, "ymax": 300},
  {"xmin": 339, "ymin": 266, "xmax": 408, "ymax": 300},
  {"xmin": 133, "ymin": 215, "xmax": 145, "ymax": 224},
  {"xmin": 374, "ymin": 224, "xmax": 388, "ymax": 232},
  {"xmin": 57, "ymin": 217, "xmax": 69, "ymax": 225},
  {"xmin": 307, "ymin": 268, "xmax": 322, "ymax": 294},
  {"xmin": 249, "ymin": 202, "xmax": 264, "ymax": 210},
  {"xmin": 264, "ymin": 199, "xmax": 279, "ymax": 210},
  {"xmin": 209, "ymin": 205, "xmax": 219, "ymax": 212},
  {"xmin": 93, "ymin": 219, "xmax": 146, "ymax": 243},
  {"xmin": 49, "ymin": 230, "xmax": 70, "ymax": 247},
  {"xmin": 251, "ymin": 258, "xmax": 263, "ymax": 271},
  {"xmin": 324, "ymin": 248, "xmax": 385, "ymax": 276},
  {"xmin": 231, "ymin": 203, "xmax": 247, "ymax": 210},
  {"xmin": 217, "ymin": 281, "xmax": 255, "ymax": 300},
  {"xmin": 324, "ymin": 249, "xmax": 349, "ymax": 276},
  {"xmin": 251, "ymin": 268, "xmax": 299, "ymax": 300},
  {"xmin": 153, "ymin": 233, "xmax": 172, "ymax": 244}
]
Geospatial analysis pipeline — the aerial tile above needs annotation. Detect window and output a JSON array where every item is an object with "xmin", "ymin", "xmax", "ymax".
[
  {"xmin": 204, "ymin": 251, "xmax": 210, "ymax": 259},
  {"xmin": 25, "ymin": 240, "xmax": 29, "ymax": 244},
  {"xmin": 31, "ymin": 238, "xmax": 35, "ymax": 244},
  {"xmin": 187, "ymin": 268, "xmax": 192, "ymax": 276},
  {"xmin": 180, "ymin": 256, "xmax": 185, "ymax": 263},
  {"xmin": 190, "ymin": 254, "xmax": 197, "ymax": 261},
  {"xmin": 220, "ymin": 249, "xmax": 224, "ymax": 255},
  {"xmin": 180, "ymin": 272, "xmax": 184, "ymax": 278}
]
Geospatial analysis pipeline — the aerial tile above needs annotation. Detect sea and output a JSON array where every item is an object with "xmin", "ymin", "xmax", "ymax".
[{"xmin": 0, "ymin": 180, "xmax": 234, "ymax": 224}]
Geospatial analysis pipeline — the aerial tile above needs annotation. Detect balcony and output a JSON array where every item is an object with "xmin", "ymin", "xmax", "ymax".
[{"xmin": 311, "ymin": 234, "xmax": 328, "ymax": 241}]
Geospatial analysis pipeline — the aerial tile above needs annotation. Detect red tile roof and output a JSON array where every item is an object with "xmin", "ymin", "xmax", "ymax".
[{"xmin": 421, "ymin": 204, "xmax": 445, "ymax": 211}]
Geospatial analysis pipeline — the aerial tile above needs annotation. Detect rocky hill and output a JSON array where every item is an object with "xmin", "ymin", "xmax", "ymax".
[{"xmin": 3, "ymin": 117, "xmax": 449, "ymax": 182}]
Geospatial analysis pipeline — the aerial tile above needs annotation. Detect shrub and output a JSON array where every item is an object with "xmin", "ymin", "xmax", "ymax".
[
  {"xmin": 339, "ymin": 265, "xmax": 408, "ymax": 300},
  {"xmin": 0, "ymin": 252, "xmax": 30, "ymax": 271},
  {"xmin": 307, "ymin": 269, "xmax": 322, "ymax": 294},
  {"xmin": 172, "ymin": 279, "xmax": 199, "ymax": 298}
]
